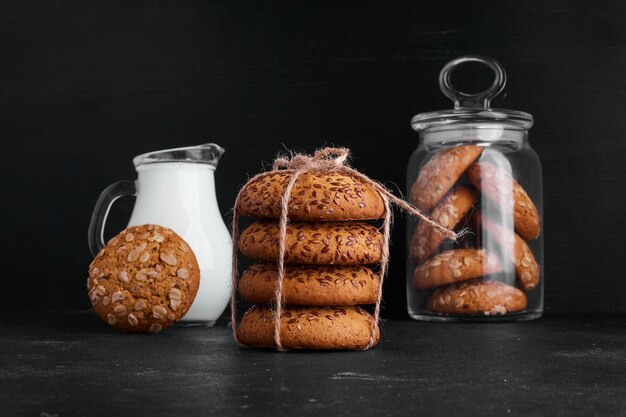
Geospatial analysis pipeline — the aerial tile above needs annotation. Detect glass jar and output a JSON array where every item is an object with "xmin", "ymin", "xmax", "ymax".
[{"xmin": 406, "ymin": 55, "xmax": 543, "ymax": 321}]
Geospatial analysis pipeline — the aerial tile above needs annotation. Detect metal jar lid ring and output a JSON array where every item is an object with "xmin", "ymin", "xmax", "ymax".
[{"xmin": 439, "ymin": 55, "xmax": 507, "ymax": 109}]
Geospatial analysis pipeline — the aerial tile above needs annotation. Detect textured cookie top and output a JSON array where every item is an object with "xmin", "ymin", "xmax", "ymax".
[
  {"xmin": 237, "ymin": 305, "xmax": 379, "ymax": 350},
  {"xmin": 426, "ymin": 280, "xmax": 527, "ymax": 316},
  {"xmin": 467, "ymin": 162, "xmax": 541, "ymax": 240},
  {"xmin": 480, "ymin": 215, "xmax": 540, "ymax": 292},
  {"xmin": 410, "ymin": 185, "xmax": 478, "ymax": 263},
  {"xmin": 410, "ymin": 145, "xmax": 483, "ymax": 211},
  {"xmin": 412, "ymin": 248, "xmax": 501, "ymax": 290},
  {"xmin": 88, "ymin": 224, "xmax": 200, "ymax": 333},
  {"xmin": 239, "ymin": 263, "xmax": 380, "ymax": 305},
  {"xmin": 237, "ymin": 171, "xmax": 386, "ymax": 221},
  {"xmin": 239, "ymin": 221, "xmax": 384, "ymax": 265}
]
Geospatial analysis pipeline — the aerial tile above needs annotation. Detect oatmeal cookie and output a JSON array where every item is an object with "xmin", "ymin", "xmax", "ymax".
[
  {"xmin": 467, "ymin": 162, "xmax": 541, "ymax": 240},
  {"xmin": 239, "ymin": 263, "xmax": 380, "ymax": 305},
  {"xmin": 409, "ymin": 145, "xmax": 483, "ymax": 211},
  {"xmin": 238, "ymin": 171, "xmax": 385, "ymax": 221},
  {"xmin": 237, "ymin": 305, "xmax": 379, "ymax": 350},
  {"xmin": 426, "ymin": 280, "xmax": 527, "ymax": 316},
  {"xmin": 239, "ymin": 221, "xmax": 383, "ymax": 265},
  {"xmin": 410, "ymin": 185, "xmax": 478, "ymax": 263},
  {"xmin": 412, "ymin": 248, "xmax": 501, "ymax": 290},
  {"xmin": 87, "ymin": 224, "xmax": 200, "ymax": 333}
]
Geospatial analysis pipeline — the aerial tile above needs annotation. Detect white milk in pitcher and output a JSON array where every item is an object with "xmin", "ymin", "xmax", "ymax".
[{"xmin": 127, "ymin": 162, "xmax": 232, "ymax": 325}]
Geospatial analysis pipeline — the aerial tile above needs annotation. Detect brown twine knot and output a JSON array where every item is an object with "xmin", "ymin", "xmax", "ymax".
[
  {"xmin": 272, "ymin": 148, "xmax": 350, "ymax": 171},
  {"xmin": 231, "ymin": 147, "xmax": 458, "ymax": 352}
]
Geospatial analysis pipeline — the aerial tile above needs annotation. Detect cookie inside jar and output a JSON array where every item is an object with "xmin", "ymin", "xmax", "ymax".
[{"xmin": 406, "ymin": 55, "xmax": 543, "ymax": 322}]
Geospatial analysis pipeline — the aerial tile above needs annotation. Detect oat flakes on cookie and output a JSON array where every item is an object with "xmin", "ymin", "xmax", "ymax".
[
  {"xmin": 409, "ymin": 145, "xmax": 483, "ymax": 211},
  {"xmin": 410, "ymin": 185, "xmax": 478, "ymax": 263},
  {"xmin": 478, "ymin": 214, "xmax": 540, "ymax": 292},
  {"xmin": 87, "ymin": 224, "xmax": 200, "ymax": 333},
  {"xmin": 467, "ymin": 162, "xmax": 541, "ymax": 240},
  {"xmin": 412, "ymin": 248, "xmax": 501, "ymax": 290},
  {"xmin": 426, "ymin": 280, "xmax": 527, "ymax": 316}
]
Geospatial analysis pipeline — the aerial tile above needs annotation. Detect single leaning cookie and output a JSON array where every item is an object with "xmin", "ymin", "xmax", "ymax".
[
  {"xmin": 87, "ymin": 224, "xmax": 200, "ymax": 333},
  {"xmin": 479, "ymin": 215, "xmax": 540, "ymax": 291},
  {"xmin": 238, "ymin": 171, "xmax": 385, "ymax": 221},
  {"xmin": 412, "ymin": 249, "xmax": 501, "ymax": 290},
  {"xmin": 426, "ymin": 280, "xmax": 527, "ymax": 316},
  {"xmin": 467, "ymin": 162, "xmax": 541, "ymax": 240},
  {"xmin": 237, "ymin": 305, "xmax": 379, "ymax": 350},
  {"xmin": 410, "ymin": 185, "xmax": 478, "ymax": 263},
  {"xmin": 239, "ymin": 221, "xmax": 383, "ymax": 265},
  {"xmin": 409, "ymin": 145, "xmax": 483, "ymax": 211},
  {"xmin": 239, "ymin": 263, "xmax": 380, "ymax": 305}
]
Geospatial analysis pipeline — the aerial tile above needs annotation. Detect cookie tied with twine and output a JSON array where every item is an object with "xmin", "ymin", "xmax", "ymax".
[{"xmin": 231, "ymin": 147, "xmax": 458, "ymax": 351}]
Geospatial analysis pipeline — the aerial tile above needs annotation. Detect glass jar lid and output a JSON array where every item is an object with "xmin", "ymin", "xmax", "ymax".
[{"xmin": 411, "ymin": 55, "xmax": 533, "ymax": 132}]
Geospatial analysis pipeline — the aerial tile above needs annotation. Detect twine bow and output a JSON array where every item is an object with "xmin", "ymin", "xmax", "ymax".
[
  {"xmin": 272, "ymin": 148, "xmax": 350, "ymax": 171},
  {"xmin": 231, "ymin": 147, "xmax": 458, "ymax": 351}
]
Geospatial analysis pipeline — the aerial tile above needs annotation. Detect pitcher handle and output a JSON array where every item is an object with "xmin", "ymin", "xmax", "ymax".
[{"xmin": 88, "ymin": 180, "xmax": 137, "ymax": 256}]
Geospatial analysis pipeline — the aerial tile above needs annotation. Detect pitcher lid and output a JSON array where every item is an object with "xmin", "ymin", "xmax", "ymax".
[
  {"xmin": 133, "ymin": 143, "xmax": 225, "ymax": 169},
  {"xmin": 411, "ymin": 55, "xmax": 534, "ymax": 132}
]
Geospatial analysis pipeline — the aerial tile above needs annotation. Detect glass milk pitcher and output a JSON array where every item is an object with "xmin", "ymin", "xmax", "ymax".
[{"xmin": 88, "ymin": 143, "xmax": 232, "ymax": 326}]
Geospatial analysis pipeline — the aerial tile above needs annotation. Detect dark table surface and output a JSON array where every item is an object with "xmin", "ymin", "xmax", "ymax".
[{"xmin": 1, "ymin": 312, "xmax": 625, "ymax": 417}]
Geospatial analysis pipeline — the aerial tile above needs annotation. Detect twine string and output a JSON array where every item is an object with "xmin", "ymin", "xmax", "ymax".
[
  {"xmin": 363, "ymin": 194, "xmax": 391, "ymax": 350},
  {"xmin": 230, "ymin": 147, "xmax": 458, "ymax": 351},
  {"xmin": 272, "ymin": 168, "xmax": 305, "ymax": 351},
  {"xmin": 230, "ymin": 196, "xmax": 242, "ymax": 344}
]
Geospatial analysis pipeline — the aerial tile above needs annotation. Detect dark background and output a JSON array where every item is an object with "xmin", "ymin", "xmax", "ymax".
[{"xmin": 1, "ymin": 0, "xmax": 625, "ymax": 319}]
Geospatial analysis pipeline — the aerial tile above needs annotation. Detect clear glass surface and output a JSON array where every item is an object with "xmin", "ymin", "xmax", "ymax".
[{"xmin": 133, "ymin": 143, "xmax": 224, "ymax": 168}]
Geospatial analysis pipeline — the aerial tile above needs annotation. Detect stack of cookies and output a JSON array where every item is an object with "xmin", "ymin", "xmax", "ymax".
[
  {"xmin": 234, "ymin": 170, "xmax": 386, "ymax": 349},
  {"xmin": 409, "ymin": 145, "xmax": 541, "ymax": 317}
]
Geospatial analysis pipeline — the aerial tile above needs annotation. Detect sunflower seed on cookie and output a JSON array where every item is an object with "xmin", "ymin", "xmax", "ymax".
[
  {"xmin": 237, "ymin": 171, "xmax": 385, "ymax": 221},
  {"xmin": 237, "ymin": 305, "xmax": 379, "ymax": 350},
  {"xmin": 239, "ymin": 221, "xmax": 384, "ymax": 265},
  {"xmin": 239, "ymin": 263, "xmax": 380, "ymax": 305}
]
